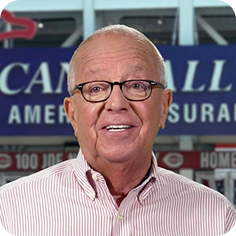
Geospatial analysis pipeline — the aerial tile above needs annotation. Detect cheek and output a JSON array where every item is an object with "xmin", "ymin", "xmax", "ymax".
[
  {"xmin": 138, "ymin": 100, "xmax": 161, "ymax": 124},
  {"xmin": 144, "ymin": 109, "xmax": 160, "ymax": 132},
  {"xmin": 75, "ymin": 103, "xmax": 100, "ymax": 143},
  {"xmin": 134, "ymin": 98, "xmax": 161, "ymax": 138}
]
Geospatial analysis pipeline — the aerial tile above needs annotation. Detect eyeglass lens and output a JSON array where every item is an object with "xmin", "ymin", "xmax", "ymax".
[{"xmin": 82, "ymin": 80, "xmax": 152, "ymax": 102}]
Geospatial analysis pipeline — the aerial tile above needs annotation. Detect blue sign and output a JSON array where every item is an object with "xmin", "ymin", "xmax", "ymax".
[
  {"xmin": 0, "ymin": 46, "xmax": 235, "ymax": 136},
  {"xmin": 161, "ymin": 45, "xmax": 235, "ymax": 135}
]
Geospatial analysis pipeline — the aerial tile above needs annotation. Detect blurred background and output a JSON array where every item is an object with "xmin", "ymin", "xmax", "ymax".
[{"xmin": 0, "ymin": 0, "xmax": 236, "ymax": 207}]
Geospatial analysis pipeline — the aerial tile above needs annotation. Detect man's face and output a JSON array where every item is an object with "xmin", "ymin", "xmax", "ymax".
[{"xmin": 64, "ymin": 34, "xmax": 171, "ymax": 167}]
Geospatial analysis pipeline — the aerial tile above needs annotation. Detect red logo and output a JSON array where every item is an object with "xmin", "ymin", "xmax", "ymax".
[
  {"xmin": 162, "ymin": 153, "xmax": 184, "ymax": 168},
  {"xmin": 0, "ymin": 10, "xmax": 37, "ymax": 41},
  {"xmin": 0, "ymin": 153, "xmax": 12, "ymax": 169}
]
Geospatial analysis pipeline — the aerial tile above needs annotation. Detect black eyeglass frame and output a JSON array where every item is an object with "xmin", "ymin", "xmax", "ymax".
[{"xmin": 71, "ymin": 80, "xmax": 165, "ymax": 103}]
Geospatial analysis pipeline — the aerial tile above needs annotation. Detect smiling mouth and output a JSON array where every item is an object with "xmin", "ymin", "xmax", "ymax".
[{"xmin": 105, "ymin": 125, "xmax": 132, "ymax": 132}]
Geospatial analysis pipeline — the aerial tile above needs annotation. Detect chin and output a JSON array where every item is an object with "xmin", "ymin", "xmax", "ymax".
[{"xmin": 96, "ymin": 146, "xmax": 141, "ymax": 164}]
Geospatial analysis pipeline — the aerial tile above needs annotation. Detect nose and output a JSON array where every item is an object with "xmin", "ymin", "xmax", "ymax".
[{"xmin": 104, "ymin": 84, "xmax": 129, "ymax": 113}]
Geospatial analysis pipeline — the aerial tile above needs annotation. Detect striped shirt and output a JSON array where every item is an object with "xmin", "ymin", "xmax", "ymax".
[{"xmin": 0, "ymin": 149, "xmax": 235, "ymax": 236}]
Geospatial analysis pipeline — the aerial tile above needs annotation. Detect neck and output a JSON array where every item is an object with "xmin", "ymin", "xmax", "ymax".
[
  {"xmin": 96, "ymin": 156, "xmax": 152, "ymax": 206},
  {"xmin": 83, "ymin": 148, "xmax": 153, "ymax": 206}
]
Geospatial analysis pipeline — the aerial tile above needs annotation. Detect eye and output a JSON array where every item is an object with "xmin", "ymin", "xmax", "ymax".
[
  {"xmin": 128, "ymin": 81, "xmax": 149, "ymax": 91},
  {"xmin": 132, "ymin": 83, "xmax": 144, "ymax": 90},
  {"xmin": 85, "ymin": 82, "xmax": 110, "ymax": 96},
  {"xmin": 90, "ymin": 86, "xmax": 102, "ymax": 93}
]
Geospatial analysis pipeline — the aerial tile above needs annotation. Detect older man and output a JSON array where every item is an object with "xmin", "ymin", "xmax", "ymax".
[{"xmin": 0, "ymin": 25, "xmax": 235, "ymax": 236}]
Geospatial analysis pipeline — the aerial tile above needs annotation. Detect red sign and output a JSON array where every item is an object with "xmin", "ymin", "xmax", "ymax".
[
  {"xmin": 0, "ymin": 151, "xmax": 236, "ymax": 172},
  {"xmin": 157, "ymin": 151, "xmax": 236, "ymax": 170},
  {"xmin": 0, "ymin": 10, "xmax": 37, "ymax": 41},
  {"xmin": 0, "ymin": 152, "xmax": 77, "ymax": 171}
]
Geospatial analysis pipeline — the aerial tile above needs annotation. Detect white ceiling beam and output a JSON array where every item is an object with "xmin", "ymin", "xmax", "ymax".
[
  {"xmin": 94, "ymin": 0, "xmax": 179, "ymax": 10},
  {"xmin": 6, "ymin": 0, "xmax": 229, "ymax": 12},
  {"xmin": 5, "ymin": 0, "xmax": 83, "ymax": 12},
  {"xmin": 172, "ymin": 9, "xmax": 179, "ymax": 45},
  {"xmin": 3, "ymin": 23, "xmax": 12, "ymax": 49},
  {"xmin": 178, "ymin": 0, "xmax": 195, "ymax": 150},
  {"xmin": 196, "ymin": 13, "xmax": 228, "ymax": 45},
  {"xmin": 179, "ymin": 0, "xmax": 195, "ymax": 45},
  {"xmin": 5, "ymin": 0, "xmax": 178, "ymax": 12},
  {"xmin": 61, "ymin": 27, "xmax": 83, "ymax": 47},
  {"xmin": 194, "ymin": 0, "xmax": 231, "ymax": 8},
  {"xmin": 83, "ymin": 0, "xmax": 95, "ymax": 39}
]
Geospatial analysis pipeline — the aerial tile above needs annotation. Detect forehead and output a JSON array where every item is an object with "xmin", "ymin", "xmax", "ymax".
[{"xmin": 73, "ymin": 34, "xmax": 158, "ymax": 81}]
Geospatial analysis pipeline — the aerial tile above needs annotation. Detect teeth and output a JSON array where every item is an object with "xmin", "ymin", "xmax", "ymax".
[{"xmin": 106, "ymin": 125, "xmax": 131, "ymax": 131}]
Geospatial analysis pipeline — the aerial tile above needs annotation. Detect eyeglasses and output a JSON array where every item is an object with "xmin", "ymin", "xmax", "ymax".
[{"xmin": 71, "ymin": 80, "xmax": 165, "ymax": 103}]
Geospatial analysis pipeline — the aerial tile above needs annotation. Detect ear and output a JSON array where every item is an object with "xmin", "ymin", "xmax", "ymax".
[
  {"xmin": 64, "ymin": 97, "xmax": 78, "ymax": 136},
  {"xmin": 159, "ymin": 89, "xmax": 172, "ymax": 129}
]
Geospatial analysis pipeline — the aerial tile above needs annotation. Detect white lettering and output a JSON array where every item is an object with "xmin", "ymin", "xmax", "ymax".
[
  {"xmin": 218, "ymin": 152, "xmax": 230, "ymax": 168},
  {"xmin": 201, "ymin": 152, "xmax": 209, "ymax": 168},
  {"xmin": 15, "ymin": 153, "xmax": 38, "ymax": 170},
  {"xmin": 168, "ymin": 103, "xmax": 180, "ymax": 123},
  {"xmin": 217, "ymin": 103, "xmax": 230, "ymax": 123},
  {"xmin": 0, "ymin": 63, "xmax": 29, "ymax": 95},
  {"xmin": 184, "ymin": 103, "xmax": 197, "ymax": 123},
  {"xmin": 8, "ymin": 105, "xmax": 21, "ymax": 124},
  {"xmin": 24, "ymin": 105, "xmax": 41, "ymax": 124},
  {"xmin": 201, "ymin": 152, "xmax": 236, "ymax": 169},
  {"xmin": 201, "ymin": 103, "xmax": 214, "ymax": 122},
  {"xmin": 24, "ymin": 62, "xmax": 53, "ymax": 94},
  {"xmin": 182, "ymin": 61, "xmax": 205, "ymax": 92},
  {"xmin": 42, "ymin": 153, "xmax": 63, "ymax": 169},
  {"xmin": 8, "ymin": 104, "xmax": 70, "ymax": 125},
  {"xmin": 209, "ymin": 152, "xmax": 218, "ymax": 168},
  {"xmin": 231, "ymin": 153, "xmax": 236, "ymax": 168},
  {"xmin": 59, "ymin": 105, "xmax": 70, "ymax": 124},
  {"xmin": 55, "ymin": 63, "xmax": 69, "ymax": 94},
  {"xmin": 45, "ymin": 105, "xmax": 56, "ymax": 124},
  {"xmin": 208, "ymin": 60, "xmax": 232, "ymax": 92},
  {"xmin": 164, "ymin": 60, "xmax": 177, "ymax": 92}
]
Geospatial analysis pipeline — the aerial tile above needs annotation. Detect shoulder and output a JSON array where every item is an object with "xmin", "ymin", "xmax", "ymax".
[
  {"xmin": 154, "ymin": 167, "xmax": 236, "ymax": 234},
  {"xmin": 156, "ymin": 167, "xmax": 236, "ymax": 211},
  {"xmin": 157, "ymin": 167, "xmax": 218, "ymax": 193},
  {"xmin": 0, "ymin": 159, "xmax": 76, "ymax": 195}
]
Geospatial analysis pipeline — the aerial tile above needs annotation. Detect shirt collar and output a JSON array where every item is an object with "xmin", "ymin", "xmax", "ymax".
[
  {"xmin": 73, "ymin": 149, "xmax": 159, "ymax": 200},
  {"xmin": 72, "ymin": 149, "xmax": 96, "ymax": 200},
  {"xmin": 73, "ymin": 149, "xmax": 92, "ymax": 174}
]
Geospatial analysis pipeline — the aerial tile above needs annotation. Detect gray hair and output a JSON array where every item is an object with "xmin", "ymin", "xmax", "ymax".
[{"xmin": 67, "ymin": 24, "xmax": 166, "ymax": 95}]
